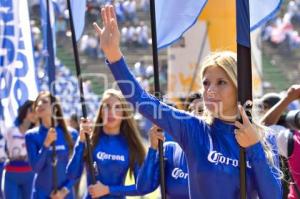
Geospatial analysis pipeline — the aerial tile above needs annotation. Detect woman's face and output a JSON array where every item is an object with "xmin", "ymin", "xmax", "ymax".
[
  {"xmin": 101, "ymin": 96, "xmax": 123, "ymax": 131},
  {"xmin": 202, "ymin": 65, "xmax": 237, "ymax": 120},
  {"xmin": 35, "ymin": 95, "xmax": 52, "ymax": 119}
]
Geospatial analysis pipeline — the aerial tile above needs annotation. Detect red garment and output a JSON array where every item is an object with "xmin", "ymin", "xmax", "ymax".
[{"xmin": 288, "ymin": 131, "xmax": 300, "ymax": 199}]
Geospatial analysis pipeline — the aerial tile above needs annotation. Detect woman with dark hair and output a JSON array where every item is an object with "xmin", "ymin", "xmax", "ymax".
[
  {"xmin": 25, "ymin": 91, "xmax": 78, "ymax": 198},
  {"xmin": 2, "ymin": 100, "xmax": 37, "ymax": 199},
  {"xmin": 67, "ymin": 89, "xmax": 146, "ymax": 199}
]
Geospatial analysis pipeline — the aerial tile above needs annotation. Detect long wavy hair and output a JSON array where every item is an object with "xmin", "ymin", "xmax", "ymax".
[
  {"xmin": 89, "ymin": 89, "xmax": 145, "ymax": 177},
  {"xmin": 33, "ymin": 91, "xmax": 74, "ymax": 154}
]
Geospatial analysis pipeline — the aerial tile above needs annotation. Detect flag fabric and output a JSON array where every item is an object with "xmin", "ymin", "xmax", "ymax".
[
  {"xmin": 237, "ymin": 0, "xmax": 282, "ymax": 47},
  {"xmin": 155, "ymin": 0, "xmax": 282, "ymax": 49},
  {"xmin": 155, "ymin": 0, "xmax": 207, "ymax": 49},
  {"xmin": 45, "ymin": 0, "xmax": 56, "ymax": 93},
  {"xmin": 236, "ymin": 0, "xmax": 251, "ymax": 47},
  {"xmin": 250, "ymin": 0, "xmax": 282, "ymax": 31},
  {"xmin": 40, "ymin": 0, "xmax": 56, "ymax": 56},
  {"xmin": 0, "ymin": 0, "xmax": 39, "ymax": 129},
  {"xmin": 71, "ymin": 0, "xmax": 87, "ymax": 41}
]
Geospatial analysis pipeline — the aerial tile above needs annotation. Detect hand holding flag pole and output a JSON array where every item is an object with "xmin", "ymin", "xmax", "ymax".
[
  {"xmin": 149, "ymin": 0, "xmax": 166, "ymax": 198},
  {"xmin": 236, "ymin": 0, "xmax": 252, "ymax": 198},
  {"xmin": 66, "ymin": 0, "xmax": 97, "ymax": 185},
  {"xmin": 45, "ymin": 0, "xmax": 57, "ymax": 193}
]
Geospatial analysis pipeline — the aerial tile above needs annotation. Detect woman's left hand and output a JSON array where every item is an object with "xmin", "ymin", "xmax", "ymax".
[
  {"xmin": 88, "ymin": 181, "xmax": 110, "ymax": 198},
  {"xmin": 50, "ymin": 189, "xmax": 67, "ymax": 199},
  {"xmin": 234, "ymin": 105, "xmax": 260, "ymax": 148}
]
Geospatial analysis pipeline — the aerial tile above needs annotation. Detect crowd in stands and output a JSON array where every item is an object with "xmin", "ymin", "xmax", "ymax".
[{"xmin": 262, "ymin": 0, "xmax": 300, "ymax": 52}]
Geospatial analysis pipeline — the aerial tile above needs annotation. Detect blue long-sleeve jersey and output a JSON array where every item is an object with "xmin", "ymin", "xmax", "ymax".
[
  {"xmin": 106, "ymin": 57, "xmax": 282, "ymax": 199},
  {"xmin": 25, "ymin": 124, "xmax": 78, "ymax": 198},
  {"xmin": 67, "ymin": 132, "xmax": 143, "ymax": 199},
  {"xmin": 137, "ymin": 142, "xmax": 189, "ymax": 199}
]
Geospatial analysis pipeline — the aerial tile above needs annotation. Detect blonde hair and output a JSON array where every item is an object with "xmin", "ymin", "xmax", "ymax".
[
  {"xmin": 200, "ymin": 51, "xmax": 237, "ymax": 124},
  {"xmin": 200, "ymin": 51, "xmax": 280, "ymax": 173}
]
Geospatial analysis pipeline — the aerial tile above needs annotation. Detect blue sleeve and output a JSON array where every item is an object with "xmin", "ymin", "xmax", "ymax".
[
  {"xmin": 109, "ymin": 161, "xmax": 145, "ymax": 196},
  {"xmin": 25, "ymin": 132, "xmax": 49, "ymax": 173},
  {"xmin": 66, "ymin": 139, "xmax": 85, "ymax": 180},
  {"xmin": 136, "ymin": 148, "xmax": 160, "ymax": 194},
  {"xmin": 107, "ymin": 58, "xmax": 207, "ymax": 150},
  {"xmin": 70, "ymin": 129, "xmax": 79, "ymax": 142},
  {"xmin": 62, "ymin": 178, "xmax": 77, "ymax": 193},
  {"xmin": 246, "ymin": 135, "xmax": 282, "ymax": 199}
]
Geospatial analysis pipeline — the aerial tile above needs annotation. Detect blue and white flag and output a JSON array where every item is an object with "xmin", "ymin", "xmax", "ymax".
[
  {"xmin": 238, "ymin": 0, "xmax": 282, "ymax": 47},
  {"xmin": 71, "ymin": 0, "xmax": 87, "ymax": 41},
  {"xmin": 155, "ymin": 0, "xmax": 207, "ymax": 49},
  {"xmin": 250, "ymin": 0, "xmax": 282, "ymax": 31},
  {"xmin": 155, "ymin": 0, "xmax": 282, "ymax": 49},
  {"xmin": 0, "ymin": 0, "xmax": 39, "ymax": 128}
]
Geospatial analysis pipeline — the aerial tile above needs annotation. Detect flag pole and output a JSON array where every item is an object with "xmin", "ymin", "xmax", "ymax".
[
  {"xmin": 149, "ymin": 0, "xmax": 166, "ymax": 198},
  {"xmin": 66, "ymin": 0, "xmax": 97, "ymax": 185},
  {"xmin": 236, "ymin": 0, "xmax": 252, "ymax": 199},
  {"xmin": 45, "ymin": 0, "xmax": 58, "ymax": 192}
]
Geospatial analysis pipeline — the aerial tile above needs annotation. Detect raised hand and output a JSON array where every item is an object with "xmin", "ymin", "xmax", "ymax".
[
  {"xmin": 286, "ymin": 84, "xmax": 300, "ymax": 102},
  {"xmin": 234, "ymin": 105, "xmax": 260, "ymax": 148},
  {"xmin": 93, "ymin": 5, "xmax": 122, "ymax": 63}
]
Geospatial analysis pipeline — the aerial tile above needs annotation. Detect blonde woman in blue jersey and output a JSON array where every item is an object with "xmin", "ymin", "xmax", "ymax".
[{"xmin": 92, "ymin": 5, "xmax": 282, "ymax": 199}]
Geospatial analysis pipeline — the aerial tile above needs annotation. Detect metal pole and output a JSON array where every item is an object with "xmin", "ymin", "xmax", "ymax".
[
  {"xmin": 149, "ymin": 0, "xmax": 166, "ymax": 198},
  {"xmin": 66, "ymin": 0, "xmax": 97, "ymax": 184}
]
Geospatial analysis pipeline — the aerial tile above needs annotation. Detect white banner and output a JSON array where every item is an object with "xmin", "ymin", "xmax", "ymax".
[{"xmin": 0, "ymin": 0, "xmax": 39, "ymax": 129}]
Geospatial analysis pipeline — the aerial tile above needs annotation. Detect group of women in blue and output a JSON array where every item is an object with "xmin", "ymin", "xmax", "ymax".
[{"xmin": 1, "ymin": 4, "xmax": 283, "ymax": 199}]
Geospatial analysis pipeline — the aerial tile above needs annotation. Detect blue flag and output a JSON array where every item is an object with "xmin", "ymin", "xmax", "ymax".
[
  {"xmin": 40, "ymin": 0, "xmax": 56, "ymax": 92},
  {"xmin": 155, "ymin": 0, "xmax": 207, "ymax": 49},
  {"xmin": 71, "ymin": 0, "xmax": 87, "ymax": 41},
  {"xmin": 0, "ymin": 0, "xmax": 39, "ymax": 128}
]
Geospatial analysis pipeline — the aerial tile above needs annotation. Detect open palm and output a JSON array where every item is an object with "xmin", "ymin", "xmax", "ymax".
[{"xmin": 93, "ymin": 5, "xmax": 122, "ymax": 62}]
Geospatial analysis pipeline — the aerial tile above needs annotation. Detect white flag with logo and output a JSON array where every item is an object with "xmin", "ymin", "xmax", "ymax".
[{"xmin": 0, "ymin": 0, "xmax": 39, "ymax": 129}]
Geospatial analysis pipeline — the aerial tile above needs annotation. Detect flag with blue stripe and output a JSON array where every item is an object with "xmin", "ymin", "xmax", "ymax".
[
  {"xmin": 156, "ymin": 0, "xmax": 282, "ymax": 49},
  {"xmin": 40, "ymin": 0, "xmax": 56, "ymax": 56},
  {"xmin": 0, "ymin": 0, "xmax": 39, "ymax": 128}
]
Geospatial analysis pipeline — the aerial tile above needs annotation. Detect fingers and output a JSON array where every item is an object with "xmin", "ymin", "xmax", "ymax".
[
  {"xmin": 109, "ymin": 5, "xmax": 118, "ymax": 31},
  {"xmin": 109, "ymin": 5, "xmax": 117, "ymax": 22},
  {"xmin": 101, "ymin": 7, "xmax": 108, "ymax": 27},
  {"xmin": 107, "ymin": 5, "xmax": 112, "ymax": 24},
  {"xmin": 150, "ymin": 126, "xmax": 164, "ymax": 141},
  {"xmin": 234, "ymin": 121, "xmax": 243, "ymax": 130},
  {"xmin": 238, "ymin": 105, "xmax": 250, "ymax": 125},
  {"xmin": 80, "ymin": 118, "xmax": 92, "ymax": 129},
  {"xmin": 88, "ymin": 182, "xmax": 101, "ymax": 198},
  {"xmin": 93, "ymin": 22, "xmax": 102, "ymax": 35},
  {"xmin": 49, "ymin": 128, "xmax": 57, "ymax": 140}
]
